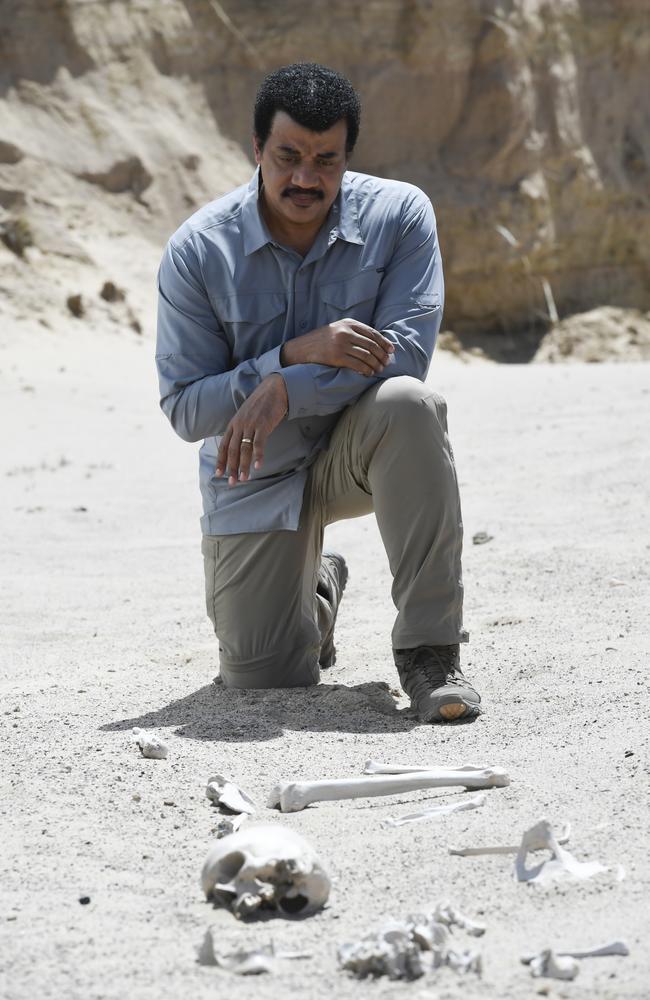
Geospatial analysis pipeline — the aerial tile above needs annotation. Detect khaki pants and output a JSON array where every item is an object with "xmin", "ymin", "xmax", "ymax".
[{"xmin": 201, "ymin": 376, "xmax": 466, "ymax": 688}]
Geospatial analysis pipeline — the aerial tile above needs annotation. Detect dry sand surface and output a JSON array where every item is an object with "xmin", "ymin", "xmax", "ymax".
[{"xmin": 1, "ymin": 323, "xmax": 649, "ymax": 999}]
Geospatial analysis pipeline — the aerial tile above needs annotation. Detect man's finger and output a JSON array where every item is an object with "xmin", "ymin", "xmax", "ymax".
[
  {"xmin": 345, "ymin": 320, "xmax": 394, "ymax": 353},
  {"xmin": 226, "ymin": 436, "xmax": 242, "ymax": 485},
  {"xmin": 252, "ymin": 430, "xmax": 266, "ymax": 471},
  {"xmin": 238, "ymin": 432, "xmax": 255, "ymax": 481},
  {"xmin": 216, "ymin": 427, "xmax": 233, "ymax": 476},
  {"xmin": 343, "ymin": 349, "xmax": 376, "ymax": 376},
  {"xmin": 349, "ymin": 335, "xmax": 390, "ymax": 368},
  {"xmin": 347, "ymin": 343, "xmax": 385, "ymax": 373}
]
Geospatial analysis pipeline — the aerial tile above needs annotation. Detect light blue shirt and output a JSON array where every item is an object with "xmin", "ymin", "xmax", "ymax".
[{"xmin": 156, "ymin": 168, "xmax": 444, "ymax": 534}]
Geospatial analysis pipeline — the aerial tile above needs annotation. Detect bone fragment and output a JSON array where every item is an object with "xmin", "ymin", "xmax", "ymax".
[
  {"xmin": 434, "ymin": 901, "xmax": 486, "ymax": 937},
  {"xmin": 198, "ymin": 928, "xmax": 313, "ymax": 973},
  {"xmin": 449, "ymin": 822, "xmax": 571, "ymax": 856},
  {"xmin": 206, "ymin": 774, "xmax": 256, "ymax": 815},
  {"xmin": 365, "ymin": 759, "xmax": 501, "ymax": 776},
  {"xmin": 385, "ymin": 793, "xmax": 486, "ymax": 827},
  {"xmin": 515, "ymin": 819, "xmax": 608, "ymax": 884},
  {"xmin": 132, "ymin": 727, "xmax": 168, "ymax": 760},
  {"xmin": 521, "ymin": 940, "xmax": 629, "ymax": 963},
  {"xmin": 198, "ymin": 930, "xmax": 274, "ymax": 974},
  {"xmin": 213, "ymin": 814, "xmax": 247, "ymax": 838},
  {"xmin": 268, "ymin": 767, "xmax": 510, "ymax": 813},
  {"xmin": 528, "ymin": 949, "xmax": 580, "ymax": 980}
]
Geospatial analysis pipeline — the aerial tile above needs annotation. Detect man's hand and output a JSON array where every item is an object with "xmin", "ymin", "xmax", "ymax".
[
  {"xmin": 281, "ymin": 319, "xmax": 394, "ymax": 375},
  {"xmin": 216, "ymin": 373, "xmax": 288, "ymax": 485}
]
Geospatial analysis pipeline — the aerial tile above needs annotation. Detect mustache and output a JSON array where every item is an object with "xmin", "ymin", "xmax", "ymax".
[{"xmin": 282, "ymin": 187, "xmax": 324, "ymax": 199}]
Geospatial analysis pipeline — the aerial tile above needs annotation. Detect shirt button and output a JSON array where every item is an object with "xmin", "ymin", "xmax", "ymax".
[{"xmin": 300, "ymin": 321, "xmax": 307, "ymax": 329}]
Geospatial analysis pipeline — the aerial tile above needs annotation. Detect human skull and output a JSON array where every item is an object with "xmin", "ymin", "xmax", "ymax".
[{"xmin": 201, "ymin": 823, "xmax": 331, "ymax": 919}]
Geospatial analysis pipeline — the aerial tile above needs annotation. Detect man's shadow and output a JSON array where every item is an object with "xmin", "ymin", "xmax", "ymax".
[{"xmin": 99, "ymin": 679, "xmax": 420, "ymax": 743}]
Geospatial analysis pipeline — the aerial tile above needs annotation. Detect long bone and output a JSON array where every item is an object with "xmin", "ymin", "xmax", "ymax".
[
  {"xmin": 521, "ymin": 940, "xmax": 629, "ymax": 963},
  {"xmin": 268, "ymin": 767, "xmax": 510, "ymax": 813},
  {"xmin": 365, "ymin": 760, "xmax": 501, "ymax": 776},
  {"xmin": 449, "ymin": 822, "xmax": 571, "ymax": 856}
]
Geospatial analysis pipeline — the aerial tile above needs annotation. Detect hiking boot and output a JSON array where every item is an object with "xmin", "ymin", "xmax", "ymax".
[
  {"xmin": 393, "ymin": 644, "xmax": 482, "ymax": 722},
  {"xmin": 318, "ymin": 551, "xmax": 348, "ymax": 669}
]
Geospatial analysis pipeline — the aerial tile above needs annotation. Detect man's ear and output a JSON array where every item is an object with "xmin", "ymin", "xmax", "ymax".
[{"xmin": 253, "ymin": 134, "xmax": 263, "ymax": 164}]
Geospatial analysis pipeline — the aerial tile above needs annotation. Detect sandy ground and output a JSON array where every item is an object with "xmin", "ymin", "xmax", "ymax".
[{"xmin": 1, "ymin": 322, "xmax": 649, "ymax": 1000}]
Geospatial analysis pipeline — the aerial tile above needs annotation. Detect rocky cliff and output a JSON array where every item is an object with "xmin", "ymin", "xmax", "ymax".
[{"xmin": 1, "ymin": 0, "xmax": 648, "ymax": 346}]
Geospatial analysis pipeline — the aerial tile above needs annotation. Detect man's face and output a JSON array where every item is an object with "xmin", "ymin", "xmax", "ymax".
[{"xmin": 253, "ymin": 111, "xmax": 348, "ymax": 232}]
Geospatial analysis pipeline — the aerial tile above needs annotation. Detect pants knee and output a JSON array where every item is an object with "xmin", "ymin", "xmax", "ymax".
[{"xmin": 374, "ymin": 376, "xmax": 448, "ymax": 431}]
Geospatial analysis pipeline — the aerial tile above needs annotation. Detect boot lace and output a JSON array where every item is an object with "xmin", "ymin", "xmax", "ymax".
[{"xmin": 399, "ymin": 645, "xmax": 463, "ymax": 694}]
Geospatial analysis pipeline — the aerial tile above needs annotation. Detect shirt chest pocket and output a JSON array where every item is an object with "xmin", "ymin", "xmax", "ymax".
[
  {"xmin": 213, "ymin": 291, "xmax": 287, "ymax": 363},
  {"xmin": 318, "ymin": 269, "xmax": 382, "ymax": 327}
]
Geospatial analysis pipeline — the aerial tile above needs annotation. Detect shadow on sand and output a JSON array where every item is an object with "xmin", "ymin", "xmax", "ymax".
[{"xmin": 99, "ymin": 679, "xmax": 426, "ymax": 742}]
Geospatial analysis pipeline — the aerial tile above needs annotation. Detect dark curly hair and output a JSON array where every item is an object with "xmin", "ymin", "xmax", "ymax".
[{"xmin": 254, "ymin": 63, "xmax": 361, "ymax": 153}]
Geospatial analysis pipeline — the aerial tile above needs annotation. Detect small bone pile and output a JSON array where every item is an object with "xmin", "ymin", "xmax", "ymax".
[
  {"xmin": 206, "ymin": 774, "xmax": 256, "ymax": 837},
  {"xmin": 202, "ymin": 823, "xmax": 331, "ymax": 919},
  {"xmin": 131, "ymin": 727, "xmax": 168, "ymax": 760},
  {"xmin": 338, "ymin": 903, "xmax": 485, "ymax": 980}
]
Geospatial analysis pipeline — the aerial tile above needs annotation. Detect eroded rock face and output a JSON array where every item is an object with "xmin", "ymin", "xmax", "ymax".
[{"xmin": 0, "ymin": 0, "xmax": 647, "ymax": 338}]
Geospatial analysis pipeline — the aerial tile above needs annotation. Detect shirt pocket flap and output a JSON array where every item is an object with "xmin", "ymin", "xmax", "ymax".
[
  {"xmin": 319, "ymin": 269, "xmax": 382, "ymax": 309},
  {"xmin": 214, "ymin": 291, "xmax": 286, "ymax": 323}
]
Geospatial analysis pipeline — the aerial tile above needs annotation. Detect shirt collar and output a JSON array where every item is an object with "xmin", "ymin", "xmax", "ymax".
[
  {"xmin": 241, "ymin": 168, "xmax": 365, "ymax": 257},
  {"xmin": 241, "ymin": 168, "xmax": 272, "ymax": 257},
  {"xmin": 330, "ymin": 172, "xmax": 364, "ymax": 246}
]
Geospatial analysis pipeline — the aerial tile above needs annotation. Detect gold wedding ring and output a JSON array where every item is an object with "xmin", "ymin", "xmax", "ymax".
[{"xmin": 241, "ymin": 437, "xmax": 253, "ymax": 445}]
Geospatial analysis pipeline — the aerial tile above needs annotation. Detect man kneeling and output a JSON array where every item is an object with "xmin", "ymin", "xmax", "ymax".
[{"xmin": 155, "ymin": 63, "xmax": 481, "ymax": 723}]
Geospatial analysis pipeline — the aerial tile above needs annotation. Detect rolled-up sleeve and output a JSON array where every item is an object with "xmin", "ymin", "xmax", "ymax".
[
  {"xmin": 156, "ymin": 239, "xmax": 283, "ymax": 442},
  {"xmin": 281, "ymin": 191, "xmax": 444, "ymax": 420}
]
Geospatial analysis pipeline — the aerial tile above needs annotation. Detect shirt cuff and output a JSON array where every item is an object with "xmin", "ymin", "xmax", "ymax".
[
  {"xmin": 278, "ymin": 364, "xmax": 315, "ymax": 420},
  {"xmin": 254, "ymin": 343, "xmax": 284, "ymax": 380}
]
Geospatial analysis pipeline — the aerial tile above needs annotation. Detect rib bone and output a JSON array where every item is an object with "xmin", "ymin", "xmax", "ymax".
[
  {"xmin": 268, "ymin": 767, "xmax": 510, "ymax": 813},
  {"xmin": 385, "ymin": 793, "xmax": 486, "ymax": 827},
  {"xmin": 449, "ymin": 822, "xmax": 571, "ymax": 857}
]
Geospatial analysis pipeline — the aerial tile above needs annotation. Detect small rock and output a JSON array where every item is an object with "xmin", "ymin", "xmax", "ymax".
[
  {"xmin": 472, "ymin": 531, "xmax": 493, "ymax": 545},
  {"xmin": 66, "ymin": 294, "xmax": 84, "ymax": 318},
  {"xmin": 79, "ymin": 896, "xmax": 91, "ymax": 905},
  {"xmin": 99, "ymin": 280, "xmax": 125, "ymax": 302}
]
